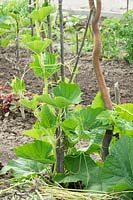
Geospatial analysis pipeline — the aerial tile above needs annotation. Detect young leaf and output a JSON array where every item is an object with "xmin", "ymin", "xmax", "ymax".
[
  {"xmin": 23, "ymin": 39, "xmax": 52, "ymax": 54},
  {"xmin": 11, "ymin": 77, "xmax": 25, "ymax": 96},
  {"xmin": 101, "ymin": 135, "xmax": 133, "ymax": 192},
  {"xmin": 43, "ymin": 53, "xmax": 60, "ymax": 79},
  {"xmin": 29, "ymin": 6, "xmax": 55, "ymax": 21},
  {"xmin": 30, "ymin": 53, "xmax": 60, "ymax": 79},
  {"xmin": 20, "ymin": 97, "xmax": 38, "ymax": 110},
  {"xmin": 10, "ymin": 12, "xmax": 20, "ymax": 22},
  {"xmin": 23, "ymin": 129, "xmax": 44, "ymax": 140},
  {"xmin": 14, "ymin": 140, "xmax": 55, "ymax": 164},
  {"xmin": 0, "ymin": 158, "xmax": 46, "ymax": 178}
]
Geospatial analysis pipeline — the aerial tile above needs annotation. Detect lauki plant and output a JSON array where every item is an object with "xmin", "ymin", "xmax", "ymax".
[{"xmin": 0, "ymin": 0, "xmax": 133, "ymax": 195}]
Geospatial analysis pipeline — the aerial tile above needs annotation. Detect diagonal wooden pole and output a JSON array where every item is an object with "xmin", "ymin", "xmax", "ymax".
[{"xmin": 88, "ymin": 0, "xmax": 113, "ymax": 160}]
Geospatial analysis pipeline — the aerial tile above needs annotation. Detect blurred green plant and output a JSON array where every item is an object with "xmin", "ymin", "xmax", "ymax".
[
  {"xmin": 101, "ymin": 10, "xmax": 133, "ymax": 63},
  {"xmin": 0, "ymin": 0, "xmax": 29, "ymax": 47}
]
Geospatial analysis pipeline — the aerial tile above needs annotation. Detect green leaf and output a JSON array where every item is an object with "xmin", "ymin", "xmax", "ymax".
[
  {"xmin": 15, "ymin": 140, "xmax": 55, "ymax": 164},
  {"xmin": 23, "ymin": 128, "xmax": 55, "ymax": 146},
  {"xmin": 0, "ymin": 15, "xmax": 14, "ymax": 28},
  {"xmin": 10, "ymin": 12, "xmax": 20, "ymax": 21},
  {"xmin": 20, "ymin": 97, "xmax": 38, "ymax": 110},
  {"xmin": 52, "ymin": 82, "xmax": 82, "ymax": 104},
  {"xmin": 92, "ymin": 91, "xmax": 105, "ymax": 109},
  {"xmin": 11, "ymin": 77, "xmax": 25, "ymax": 96},
  {"xmin": 23, "ymin": 39, "xmax": 52, "ymax": 54},
  {"xmin": 0, "ymin": 28, "xmax": 9, "ymax": 37},
  {"xmin": 101, "ymin": 135, "xmax": 133, "ymax": 191},
  {"xmin": 23, "ymin": 129, "xmax": 44, "ymax": 140},
  {"xmin": 60, "ymin": 118, "xmax": 78, "ymax": 130},
  {"xmin": 114, "ymin": 117, "xmax": 133, "ymax": 135},
  {"xmin": 29, "ymin": 6, "xmax": 55, "ymax": 21},
  {"xmin": 0, "ymin": 158, "xmax": 46, "ymax": 178}
]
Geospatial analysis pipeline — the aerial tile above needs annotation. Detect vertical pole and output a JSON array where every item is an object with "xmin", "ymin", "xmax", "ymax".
[
  {"xmin": 59, "ymin": 0, "xmax": 65, "ymax": 82},
  {"xmin": 29, "ymin": 0, "xmax": 34, "ymax": 36},
  {"xmin": 127, "ymin": 0, "xmax": 129, "ymax": 11}
]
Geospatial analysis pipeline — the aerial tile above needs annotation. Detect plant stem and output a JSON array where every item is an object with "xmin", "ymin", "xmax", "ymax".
[
  {"xmin": 89, "ymin": 0, "xmax": 113, "ymax": 160},
  {"xmin": 44, "ymin": 78, "xmax": 48, "ymax": 94},
  {"xmin": 69, "ymin": 9, "xmax": 93, "ymax": 83},
  {"xmin": 59, "ymin": 0, "xmax": 65, "ymax": 82}
]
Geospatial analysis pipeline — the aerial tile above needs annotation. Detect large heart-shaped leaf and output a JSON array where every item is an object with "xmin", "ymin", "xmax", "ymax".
[
  {"xmin": 52, "ymin": 82, "xmax": 82, "ymax": 104},
  {"xmin": 15, "ymin": 140, "xmax": 55, "ymax": 164},
  {"xmin": 101, "ymin": 135, "xmax": 133, "ymax": 191},
  {"xmin": 29, "ymin": 6, "xmax": 55, "ymax": 21},
  {"xmin": 0, "ymin": 158, "xmax": 46, "ymax": 178}
]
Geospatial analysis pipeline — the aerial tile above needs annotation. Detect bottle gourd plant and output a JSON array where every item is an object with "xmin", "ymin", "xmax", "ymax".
[{"xmin": 1, "ymin": 0, "xmax": 133, "ymax": 195}]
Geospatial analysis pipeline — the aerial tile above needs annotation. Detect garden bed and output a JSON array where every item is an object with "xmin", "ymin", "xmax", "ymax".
[{"xmin": 0, "ymin": 46, "xmax": 133, "ymax": 165}]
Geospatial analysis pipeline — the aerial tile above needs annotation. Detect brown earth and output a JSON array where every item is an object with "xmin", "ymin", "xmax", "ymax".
[{"xmin": 0, "ymin": 46, "xmax": 133, "ymax": 167}]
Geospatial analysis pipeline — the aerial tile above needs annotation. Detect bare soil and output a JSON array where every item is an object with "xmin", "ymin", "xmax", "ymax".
[{"xmin": 0, "ymin": 46, "xmax": 133, "ymax": 166}]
